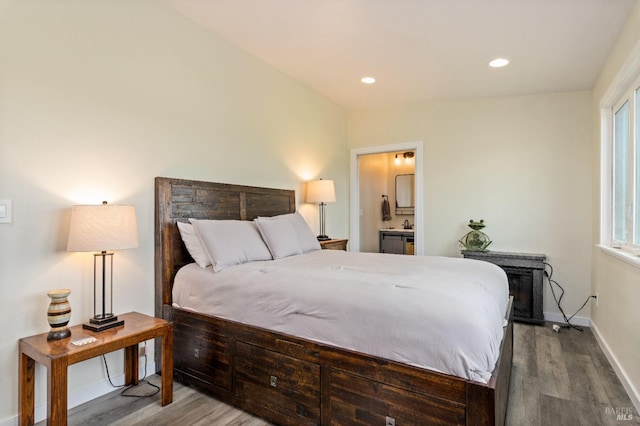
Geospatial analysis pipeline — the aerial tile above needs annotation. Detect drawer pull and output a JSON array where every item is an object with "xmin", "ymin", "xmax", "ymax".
[{"xmin": 270, "ymin": 375, "xmax": 278, "ymax": 387}]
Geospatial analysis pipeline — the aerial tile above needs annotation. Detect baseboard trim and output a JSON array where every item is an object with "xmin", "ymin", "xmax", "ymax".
[
  {"xmin": 1, "ymin": 361, "xmax": 155, "ymax": 426},
  {"xmin": 544, "ymin": 311, "xmax": 591, "ymax": 327},
  {"xmin": 591, "ymin": 322, "xmax": 640, "ymax": 414}
]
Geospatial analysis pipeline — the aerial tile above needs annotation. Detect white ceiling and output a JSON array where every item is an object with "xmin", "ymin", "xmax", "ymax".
[{"xmin": 165, "ymin": 0, "xmax": 636, "ymax": 110}]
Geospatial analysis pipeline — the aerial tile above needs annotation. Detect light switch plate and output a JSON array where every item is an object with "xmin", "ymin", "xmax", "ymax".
[{"xmin": 0, "ymin": 200, "xmax": 12, "ymax": 223}]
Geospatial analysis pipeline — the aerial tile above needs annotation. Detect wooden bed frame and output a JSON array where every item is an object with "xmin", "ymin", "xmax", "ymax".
[{"xmin": 154, "ymin": 177, "xmax": 513, "ymax": 425}]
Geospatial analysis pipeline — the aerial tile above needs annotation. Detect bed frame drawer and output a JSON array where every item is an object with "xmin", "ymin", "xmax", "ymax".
[
  {"xmin": 235, "ymin": 341, "xmax": 321, "ymax": 425},
  {"xmin": 173, "ymin": 310, "xmax": 233, "ymax": 392},
  {"xmin": 330, "ymin": 370, "xmax": 465, "ymax": 425}
]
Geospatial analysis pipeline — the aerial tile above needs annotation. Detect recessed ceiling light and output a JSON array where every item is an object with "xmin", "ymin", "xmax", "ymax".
[
  {"xmin": 361, "ymin": 76, "xmax": 376, "ymax": 84},
  {"xmin": 489, "ymin": 58, "xmax": 509, "ymax": 68}
]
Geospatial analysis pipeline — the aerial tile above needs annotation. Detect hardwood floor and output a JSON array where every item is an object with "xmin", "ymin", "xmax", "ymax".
[
  {"xmin": 43, "ymin": 323, "xmax": 639, "ymax": 426},
  {"xmin": 507, "ymin": 323, "xmax": 639, "ymax": 425}
]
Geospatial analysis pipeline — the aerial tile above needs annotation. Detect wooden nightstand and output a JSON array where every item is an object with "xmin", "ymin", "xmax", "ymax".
[
  {"xmin": 320, "ymin": 238, "xmax": 348, "ymax": 251},
  {"xmin": 19, "ymin": 312, "xmax": 173, "ymax": 426}
]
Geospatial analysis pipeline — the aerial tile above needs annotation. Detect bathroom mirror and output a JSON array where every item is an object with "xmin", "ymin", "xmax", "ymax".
[{"xmin": 395, "ymin": 174, "xmax": 415, "ymax": 214}]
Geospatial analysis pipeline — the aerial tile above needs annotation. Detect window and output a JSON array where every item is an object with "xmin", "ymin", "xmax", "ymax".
[
  {"xmin": 605, "ymin": 75, "xmax": 640, "ymax": 250},
  {"xmin": 635, "ymin": 87, "xmax": 640, "ymax": 245},
  {"xmin": 613, "ymin": 100, "xmax": 629, "ymax": 243}
]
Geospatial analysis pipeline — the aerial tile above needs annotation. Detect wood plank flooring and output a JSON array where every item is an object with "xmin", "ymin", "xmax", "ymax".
[
  {"xmin": 507, "ymin": 323, "xmax": 639, "ymax": 426},
  {"xmin": 41, "ymin": 323, "xmax": 639, "ymax": 425}
]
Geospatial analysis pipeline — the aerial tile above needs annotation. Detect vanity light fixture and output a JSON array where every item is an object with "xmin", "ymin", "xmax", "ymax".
[
  {"xmin": 394, "ymin": 154, "xmax": 401, "ymax": 166},
  {"xmin": 489, "ymin": 58, "xmax": 509, "ymax": 68},
  {"xmin": 403, "ymin": 151, "xmax": 415, "ymax": 164}
]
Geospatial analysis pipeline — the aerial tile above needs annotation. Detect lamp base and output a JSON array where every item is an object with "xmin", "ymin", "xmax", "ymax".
[
  {"xmin": 82, "ymin": 314, "xmax": 124, "ymax": 332},
  {"xmin": 317, "ymin": 235, "xmax": 330, "ymax": 241}
]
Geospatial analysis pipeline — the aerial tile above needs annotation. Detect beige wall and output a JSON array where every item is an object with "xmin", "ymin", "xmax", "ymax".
[
  {"xmin": 358, "ymin": 153, "xmax": 389, "ymax": 252},
  {"xmin": 0, "ymin": 1, "xmax": 347, "ymax": 422},
  {"xmin": 349, "ymin": 91, "xmax": 593, "ymax": 322},
  {"xmin": 591, "ymin": 1, "xmax": 640, "ymax": 408}
]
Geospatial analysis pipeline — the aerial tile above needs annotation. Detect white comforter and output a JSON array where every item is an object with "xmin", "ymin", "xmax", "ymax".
[{"xmin": 172, "ymin": 250, "xmax": 509, "ymax": 383}]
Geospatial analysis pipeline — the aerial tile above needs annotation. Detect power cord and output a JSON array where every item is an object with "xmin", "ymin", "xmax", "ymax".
[
  {"xmin": 544, "ymin": 262, "xmax": 596, "ymax": 332},
  {"xmin": 101, "ymin": 342, "xmax": 160, "ymax": 398}
]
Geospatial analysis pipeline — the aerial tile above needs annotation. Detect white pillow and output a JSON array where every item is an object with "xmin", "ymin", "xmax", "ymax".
[
  {"xmin": 189, "ymin": 219, "xmax": 273, "ymax": 272},
  {"xmin": 176, "ymin": 221, "xmax": 211, "ymax": 268},
  {"xmin": 289, "ymin": 212, "xmax": 321, "ymax": 253},
  {"xmin": 255, "ymin": 215, "xmax": 302, "ymax": 259},
  {"xmin": 255, "ymin": 212, "xmax": 320, "ymax": 257}
]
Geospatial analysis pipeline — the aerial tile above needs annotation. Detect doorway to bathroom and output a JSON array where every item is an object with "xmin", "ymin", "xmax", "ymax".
[{"xmin": 349, "ymin": 141, "xmax": 424, "ymax": 255}]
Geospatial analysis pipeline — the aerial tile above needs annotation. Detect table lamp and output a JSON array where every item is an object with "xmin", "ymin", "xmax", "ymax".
[
  {"xmin": 306, "ymin": 179, "xmax": 336, "ymax": 241},
  {"xmin": 67, "ymin": 201, "xmax": 139, "ymax": 332}
]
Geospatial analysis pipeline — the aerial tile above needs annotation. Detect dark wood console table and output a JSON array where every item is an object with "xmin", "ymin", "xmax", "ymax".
[{"xmin": 462, "ymin": 250, "xmax": 546, "ymax": 324}]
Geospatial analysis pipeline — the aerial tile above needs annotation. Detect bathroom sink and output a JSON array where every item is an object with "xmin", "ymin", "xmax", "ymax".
[{"xmin": 379, "ymin": 228, "xmax": 414, "ymax": 232}]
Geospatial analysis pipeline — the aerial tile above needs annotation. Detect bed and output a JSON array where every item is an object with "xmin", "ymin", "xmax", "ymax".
[{"xmin": 155, "ymin": 177, "xmax": 514, "ymax": 425}]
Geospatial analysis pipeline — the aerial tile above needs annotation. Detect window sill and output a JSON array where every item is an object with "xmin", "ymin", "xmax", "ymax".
[{"xmin": 598, "ymin": 245, "xmax": 640, "ymax": 270}]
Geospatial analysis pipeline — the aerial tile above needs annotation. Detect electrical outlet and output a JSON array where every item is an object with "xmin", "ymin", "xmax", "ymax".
[
  {"xmin": 139, "ymin": 344, "xmax": 146, "ymax": 357},
  {"xmin": 595, "ymin": 292, "xmax": 599, "ymax": 308}
]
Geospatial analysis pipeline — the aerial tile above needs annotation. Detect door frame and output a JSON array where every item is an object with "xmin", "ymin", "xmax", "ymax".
[{"xmin": 349, "ymin": 141, "xmax": 424, "ymax": 254}]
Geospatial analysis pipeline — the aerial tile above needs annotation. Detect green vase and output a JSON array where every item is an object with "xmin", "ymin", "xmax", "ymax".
[{"xmin": 459, "ymin": 219, "xmax": 492, "ymax": 252}]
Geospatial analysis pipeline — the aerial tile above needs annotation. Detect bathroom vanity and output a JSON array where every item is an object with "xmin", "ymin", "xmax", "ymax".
[{"xmin": 379, "ymin": 229, "xmax": 415, "ymax": 255}]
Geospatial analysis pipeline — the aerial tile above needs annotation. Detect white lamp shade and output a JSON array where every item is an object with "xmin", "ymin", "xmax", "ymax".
[
  {"xmin": 306, "ymin": 179, "xmax": 336, "ymax": 203},
  {"xmin": 67, "ymin": 204, "xmax": 139, "ymax": 252}
]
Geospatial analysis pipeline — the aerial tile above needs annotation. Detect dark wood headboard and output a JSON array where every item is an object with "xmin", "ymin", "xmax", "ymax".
[{"xmin": 154, "ymin": 177, "xmax": 296, "ymax": 319}]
